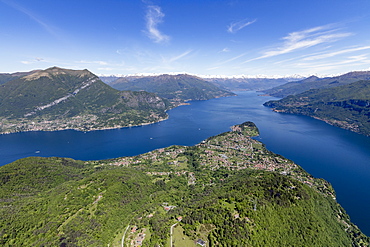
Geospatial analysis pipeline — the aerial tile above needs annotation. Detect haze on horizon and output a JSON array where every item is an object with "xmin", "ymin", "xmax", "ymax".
[{"xmin": 1, "ymin": 0, "xmax": 370, "ymax": 77}]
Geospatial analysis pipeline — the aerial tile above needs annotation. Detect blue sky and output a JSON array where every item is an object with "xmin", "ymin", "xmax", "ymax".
[{"xmin": 1, "ymin": 0, "xmax": 370, "ymax": 76}]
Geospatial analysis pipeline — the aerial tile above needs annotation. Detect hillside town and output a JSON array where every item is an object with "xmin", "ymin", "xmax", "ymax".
[{"xmin": 103, "ymin": 122, "xmax": 335, "ymax": 198}]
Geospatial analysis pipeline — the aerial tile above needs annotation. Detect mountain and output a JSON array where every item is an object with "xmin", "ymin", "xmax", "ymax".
[
  {"xmin": 0, "ymin": 67, "xmax": 171, "ymax": 134},
  {"xmin": 263, "ymin": 71, "xmax": 370, "ymax": 98},
  {"xmin": 99, "ymin": 75, "xmax": 120, "ymax": 84},
  {"xmin": 0, "ymin": 70, "xmax": 38, "ymax": 85},
  {"xmin": 204, "ymin": 77, "xmax": 291, "ymax": 91},
  {"xmin": 264, "ymin": 80, "xmax": 370, "ymax": 136},
  {"xmin": 106, "ymin": 74, "xmax": 235, "ymax": 104},
  {"xmin": 0, "ymin": 122, "xmax": 368, "ymax": 246}
]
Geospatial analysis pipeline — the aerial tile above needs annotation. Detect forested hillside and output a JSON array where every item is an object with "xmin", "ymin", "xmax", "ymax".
[
  {"xmin": 0, "ymin": 71, "xmax": 36, "ymax": 85},
  {"xmin": 264, "ymin": 80, "xmax": 370, "ymax": 136},
  {"xmin": 1, "ymin": 122, "xmax": 368, "ymax": 246},
  {"xmin": 108, "ymin": 74, "xmax": 235, "ymax": 105},
  {"xmin": 0, "ymin": 67, "xmax": 171, "ymax": 134}
]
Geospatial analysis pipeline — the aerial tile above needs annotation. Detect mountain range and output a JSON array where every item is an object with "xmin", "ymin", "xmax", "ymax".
[
  {"xmin": 101, "ymin": 74, "xmax": 299, "ymax": 93},
  {"xmin": 263, "ymin": 71, "xmax": 370, "ymax": 98},
  {"xmin": 0, "ymin": 67, "xmax": 171, "ymax": 134},
  {"xmin": 203, "ymin": 77, "xmax": 291, "ymax": 91},
  {"xmin": 105, "ymin": 74, "xmax": 236, "ymax": 104}
]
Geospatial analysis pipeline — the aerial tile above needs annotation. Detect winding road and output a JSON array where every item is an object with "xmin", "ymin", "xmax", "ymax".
[
  {"xmin": 121, "ymin": 224, "xmax": 130, "ymax": 247},
  {"xmin": 170, "ymin": 223, "xmax": 178, "ymax": 247}
]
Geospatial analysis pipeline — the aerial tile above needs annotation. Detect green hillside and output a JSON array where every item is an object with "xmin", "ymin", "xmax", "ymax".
[
  {"xmin": 0, "ymin": 71, "xmax": 36, "ymax": 85},
  {"xmin": 264, "ymin": 71, "xmax": 370, "ymax": 98},
  {"xmin": 108, "ymin": 74, "xmax": 235, "ymax": 104},
  {"xmin": 264, "ymin": 80, "xmax": 370, "ymax": 136},
  {"xmin": 1, "ymin": 122, "xmax": 368, "ymax": 246},
  {"xmin": 0, "ymin": 67, "xmax": 172, "ymax": 134}
]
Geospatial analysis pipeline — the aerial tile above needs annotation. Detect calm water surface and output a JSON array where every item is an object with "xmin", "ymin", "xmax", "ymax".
[{"xmin": 1, "ymin": 91, "xmax": 369, "ymax": 235}]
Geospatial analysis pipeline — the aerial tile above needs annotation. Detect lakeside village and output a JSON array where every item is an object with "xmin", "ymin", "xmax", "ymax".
[
  {"xmin": 101, "ymin": 124, "xmax": 336, "ymax": 200},
  {"xmin": 0, "ymin": 112, "xmax": 166, "ymax": 135}
]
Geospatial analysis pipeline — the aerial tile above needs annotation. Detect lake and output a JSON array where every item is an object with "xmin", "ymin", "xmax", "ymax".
[{"xmin": 1, "ymin": 91, "xmax": 369, "ymax": 235}]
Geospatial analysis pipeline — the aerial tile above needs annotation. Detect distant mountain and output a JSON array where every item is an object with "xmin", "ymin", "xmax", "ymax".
[
  {"xmin": 0, "ymin": 70, "xmax": 38, "ymax": 85},
  {"xmin": 264, "ymin": 71, "xmax": 370, "ymax": 98},
  {"xmin": 264, "ymin": 80, "xmax": 370, "ymax": 136},
  {"xmin": 99, "ymin": 75, "xmax": 120, "ymax": 84},
  {"xmin": 107, "ymin": 74, "xmax": 235, "ymax": 104},
  {"xmin": 204, "ymin": 77, "xmax": 291, "ymax": 91},
  {"xmin": 1, "ymin": 122, "xmax": 368, "ymax": 246},
  {"xmin": 0, "ymin": 67, "xmax": 171, "ymax": 134}
]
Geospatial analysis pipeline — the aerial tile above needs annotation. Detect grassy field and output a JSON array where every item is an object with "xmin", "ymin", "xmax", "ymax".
[{"xmin": 169, "ymin": 225, "xmax": 197, "ymax": 247}]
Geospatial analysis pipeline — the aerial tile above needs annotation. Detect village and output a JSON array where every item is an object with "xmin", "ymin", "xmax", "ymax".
[{"xmin": 104, "ymin": 122, "xmax": 335, "ymax": 202}]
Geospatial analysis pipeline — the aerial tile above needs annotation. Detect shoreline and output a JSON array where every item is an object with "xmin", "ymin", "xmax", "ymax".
[
  {"xmin": 0, "ymin": 94, "xmax": 237, "ymax": 135},
  {"xmin": 0, "ymin": 115, "xmax": 170, "ymax": 135},
  {"xmin": 269, "ymin": 108, "xmax": 368, "ymax": 137}
]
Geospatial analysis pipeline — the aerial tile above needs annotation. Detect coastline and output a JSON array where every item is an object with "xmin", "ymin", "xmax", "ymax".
[
  {"xmin": 0, "ymin": 114, "xmax": 170, "ymax": 135},
  {"xmin": 0, "ymin": 94, "xmax": 236, "ymax": 135},
  {"xmin": 269, "ymin": 108, "xmax": 368, "ymax": 137}
]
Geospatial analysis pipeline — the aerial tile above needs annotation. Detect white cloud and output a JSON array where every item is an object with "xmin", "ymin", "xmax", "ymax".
[
  {"xmin": 227, "ymin": 19, "xmax": 256, "ymax": 33},
  {"xmin": 220, "ymin": 47, "xmax": 231, "ymax": 53},
  {"xmin": 97, "ymin": 67, "xmax": 114, "ymax": 71},
  {"xmin": 301, "ymin": 54, "xmax": 370, "ymax": 67},
  {"xmin": 244, "ymin": 24, "xmax": 352, "ymax": 63},
  {"xmin": 165, "ymin": 49, "xmax": 193, "ymax": 63},
  {"xmin": 21, "ymin": 57, "xmax": 46, "ymax": 64},
  {"xmin": 144, "ymin": 5, "xmax": 170, "ymax": 44},
  {"xmin": 206, "ymin": 66, "xmax": 220, "ymax": 71},
  {"xmin": 217, "ymin": 52, "xmax": 249, "ymax": 66},
  {"xmin": 77, "ymin": 60, "xmax": 108, "ymax": 65},
  {"xmin": 294, "ymin": 54, "xmax": 370, "ymax": 73},
  {"xmin": 303, "ymin": 45, "xmax": 370, "ymax": 61}
]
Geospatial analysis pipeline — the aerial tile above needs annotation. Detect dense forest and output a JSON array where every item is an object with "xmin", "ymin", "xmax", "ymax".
[{"xmin": 264, "ymin": 80, "xmax": 370, "ymax": 136}]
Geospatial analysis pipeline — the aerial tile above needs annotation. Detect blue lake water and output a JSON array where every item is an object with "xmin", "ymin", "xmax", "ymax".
[{"xmin": 1, "ymin": 91, "xmax": 369, "ymax": 235}]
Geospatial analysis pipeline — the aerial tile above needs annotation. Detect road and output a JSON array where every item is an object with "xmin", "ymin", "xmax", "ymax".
[
  {"xmin": 170, "ymin": 223, "xmax": 178, "ymax": 247},
  {"xmin": 121, "ymin": 224, "xmax": 130, "ymax": 247}
]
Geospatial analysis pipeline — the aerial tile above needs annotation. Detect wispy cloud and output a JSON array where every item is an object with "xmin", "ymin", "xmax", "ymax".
[
  {"xmin": 205, "ymin": 52, "xmax": 249, "ymax": 72},
  {"xmin": 303, "ymin": 45, "xmax": 370, "ymax": 61},
  {"xmin": 21, "ymin": 57, "xmax": 46, "ymax": 64},
  {"xmin": 164, "ymin": 49, "xmax": 193, "ymax": 63},
  {"xmin": 1, "ymin": 0, "xmax": 60, "ymax": 38},
  {"xmin": 227, "ymin": 19, "xmax": 256, "ymax": 33},
  {"xmin": 97, "ymin": 67, "xmax": 114, "ymax": 71},
  {"xmin": 244, "ymin": 24, "xmax": 352, "ymax": 63},
  {"xmin": 220, "ymin": 47, "xmax": 231, "ymax": 53},
  {"xmin": 298, "ymin": 54, "xmax": 370, "ymax": 68},
  {"xmin": 206, "ymin": 66, "xmax": 220, "ymax": 71},
  {"xmin": 76, "ymin": 60, "xmax": 108, "ymax": 65},
  {"xmin": 214, "ymin": 52, "xmax": 249, "ymax": 67},
  {"xmin": 144, "ymin": 5, "xmax": 170, "ymax": 44}
]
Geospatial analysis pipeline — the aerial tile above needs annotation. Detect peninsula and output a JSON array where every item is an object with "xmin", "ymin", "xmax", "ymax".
[{"xmin": 0, "ymin": 122, "xmax": 368, "ymax": 246}]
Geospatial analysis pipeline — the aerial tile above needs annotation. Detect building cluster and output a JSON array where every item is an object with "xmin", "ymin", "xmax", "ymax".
[{"xmin": 102, "ymin": 124, "xmax": 334, "ymax": 201}]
